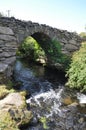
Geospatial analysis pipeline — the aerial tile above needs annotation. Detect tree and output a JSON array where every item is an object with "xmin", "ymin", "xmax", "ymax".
[{"xmin": 79, "ymin": 32, "xmax": 86, "ymax": 38}]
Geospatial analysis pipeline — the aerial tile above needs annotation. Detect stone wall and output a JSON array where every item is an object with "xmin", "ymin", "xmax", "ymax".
[
  {"xmin": 0, "ymin": 26, "xmax": 17, "ymax": 83},
  {"xmin": 0, "ymin": 17, "xmax": 83, "ymax": 81}
]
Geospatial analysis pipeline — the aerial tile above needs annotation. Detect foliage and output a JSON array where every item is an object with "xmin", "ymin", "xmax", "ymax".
[
  {"xmin": 49, "ymin": 39, "xmax": 70, "ymax": 69},
  {"xmin": 79, "ymin": 32, "xmax": 86, "ymax": 38},
  {"xmin": 17, "ymin": 36, "xmax": 46, "ymax": 62},
  {"xmin": 39, "ymin": 117, "xmax": 49, "ymax": 129},
  {"xmin": 66, "ymin": 42, "xmax": 86, "ymax": 92}
]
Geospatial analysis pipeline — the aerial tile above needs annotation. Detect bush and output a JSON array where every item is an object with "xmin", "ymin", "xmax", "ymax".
[
  {"xmin": 79, "ymin": 32, "xmax": 86, "ymax": 38},
  {"xmin": 66, "ymin": 42, "xmax": 86, "ymax": 92}
]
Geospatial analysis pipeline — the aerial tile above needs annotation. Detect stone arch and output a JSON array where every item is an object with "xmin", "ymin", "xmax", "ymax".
[{"xmin": 18, "ymin": 31, "xmax": 54, "ymax": 64}]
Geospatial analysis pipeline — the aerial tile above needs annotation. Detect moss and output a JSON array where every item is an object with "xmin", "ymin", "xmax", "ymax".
[
  {"xmin": 0, "ymin": 84, "xmax": 15, "ymax": 99},
  {"xmin": 17, "ymin": 110, "xmax": 33, "ymax": 127},
  {"xmin": 39, "ymin": 117, "xmax": 49, "ymax": 129},
  {"xmin": 0, "ymin": 110, "xmax": 19, "ymax": 130},
  {"xmin": 0, "ymin": 103, "xmax": 33, "ymax": 129},
  {"xmin": 20, "ymin": 90, "xmax": 27, "ymax": 97},
  {"xmin": 19, "ymin": 91, "xmax": 27, "ymax": 109},
  {"xmin": 0, "ymin": 85, "xmax": 10, "ymax": 99},
  {"xmin": 6, "ymin": 80, "xmax": 14, "ymax": 90},
  {"xmin": 8, "ymin": 108, "xmax": 33, "ymax": 128}
]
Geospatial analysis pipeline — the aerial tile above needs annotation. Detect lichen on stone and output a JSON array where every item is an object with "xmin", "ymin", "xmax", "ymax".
[
  {"xmin": 0, "ymin": 85, "xmax": 10, "ymax": 99},
  {"xmin": 0, "ymin": 110, "xmax": 19, "ymax": 130}
]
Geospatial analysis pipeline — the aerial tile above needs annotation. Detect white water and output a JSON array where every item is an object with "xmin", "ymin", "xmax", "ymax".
[
  {"xmin": 77, "ymin": 93, "xmax": 86, "ymax": 104},
  {"xmin": 26, "ymin": 87, "xmax": 63, "ymax": 117}
]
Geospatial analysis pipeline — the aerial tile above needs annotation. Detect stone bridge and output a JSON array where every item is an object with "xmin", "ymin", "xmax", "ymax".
[{"xmin": 0, "ymin": 17, "xmax": 82, "ymax": 82}]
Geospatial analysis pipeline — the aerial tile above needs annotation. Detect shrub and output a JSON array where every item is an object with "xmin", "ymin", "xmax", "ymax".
[
  {"xmin": 66, "ymin": 42, "xmax": 86, "ymax": 92},
  {"xmin": 79, "ymin": 32, "xmax": 86, "ymax": 38}
]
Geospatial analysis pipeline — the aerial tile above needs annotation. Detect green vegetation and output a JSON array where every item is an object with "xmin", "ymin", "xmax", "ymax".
[
  {"xmin": 0, "ymin": 85, "xmax": 10, "ymax": 99},
  {"xmin": 0, "ymin": 110, "xmax": 19, "ymax": 130},
  {"xmin": 39, "ymin": 117, "xmax": 49, "ymax": 129},
  {"xmin": 17, "ymin": 36, "xmax": 46, "ymax": 63},
  {"xmin": 66, "ymin": 42, "xmax": 86, "ymax": 92},
  {"xmin": 79, "ymin": 32, "xmax": 86, "ymax": 38},
  {"xmin": 48, "ymin": 39, "xmax": 70, "ymax": 69},
  {"xmin": 0, "ymin": 84, "xmax": 15, "ymax": 100}
]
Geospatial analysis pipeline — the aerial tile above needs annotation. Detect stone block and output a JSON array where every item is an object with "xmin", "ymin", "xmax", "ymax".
[
  {"xmin": 0, "ymin": 26, "xmax": 14, "ymax": 35},
  {"xmin": 0, "ymin": 34, "xmax": 16, "ymax": 41}
]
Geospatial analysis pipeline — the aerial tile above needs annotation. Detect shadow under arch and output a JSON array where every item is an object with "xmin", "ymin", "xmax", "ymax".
[
  {"xmin": 31, "ymin": 32, "xmax": 52, "ymax": 51},
  {"xmin": 31, "ymin": 32, "xmax": 54, "ymax": 63}
]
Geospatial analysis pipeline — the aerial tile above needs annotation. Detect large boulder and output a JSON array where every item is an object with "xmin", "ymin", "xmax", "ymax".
[{"xmin": 0, "ymin": 91, "xmax": 33, "ymax": 129}]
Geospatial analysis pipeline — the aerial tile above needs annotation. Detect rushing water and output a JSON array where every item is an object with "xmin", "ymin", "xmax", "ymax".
[{"xmin": 14, "ymin": 59, "xmax": 86, "ymax": 130}]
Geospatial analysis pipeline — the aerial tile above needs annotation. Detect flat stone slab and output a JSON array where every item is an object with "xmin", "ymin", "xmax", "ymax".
[
  {"xmin": 0, "ymin": 26, "xmax": 14, "ymax": 35},
  {"xmin": 0, "ymin": 93, "xmax": 23, "ymax": 108}
]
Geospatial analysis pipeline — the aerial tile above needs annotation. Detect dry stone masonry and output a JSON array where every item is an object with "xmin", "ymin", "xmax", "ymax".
[
  {"xmin": 0, "ymin": 25, "xmax": 17, "ymax": 82},
  {"xmin": 0, "ymin": 17, "xmax": 83, "ymax": 81}
]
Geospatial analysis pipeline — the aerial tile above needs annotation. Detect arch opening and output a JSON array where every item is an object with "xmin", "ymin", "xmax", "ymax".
[
  {"xmin": 17, "ymin": 34, "xmax": 49, "ymax": 64},
  {"xmin": 16, "ymin": 32, "xmax": 70, "ymax": 69},
  {"xmin": 31, "ymin": 32, "xmax": 54, "ymax": 63}
]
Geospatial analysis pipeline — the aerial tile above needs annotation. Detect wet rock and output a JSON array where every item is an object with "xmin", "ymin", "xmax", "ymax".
[
  {"xmin": 30, "ymin": 116, "xmax": 39, "ymax": 126},
  {"xmin": 78, "ymin": 117, "xmax": 84, "ymax": 124},
  {"xmin": 62, "ymin": 96, "xmax": 74, "ymax": 105}
]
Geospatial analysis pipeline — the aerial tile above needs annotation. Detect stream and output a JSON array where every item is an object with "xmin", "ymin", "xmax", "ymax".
[{"xmin": 13, "ymin": 59, "xmax": 86, "ymax": 130}]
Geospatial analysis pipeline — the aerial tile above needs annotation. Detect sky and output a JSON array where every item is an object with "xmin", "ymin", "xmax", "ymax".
[{"xmin": 0, "ymin": 0, "xmax": 86, "ymax": 33}]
